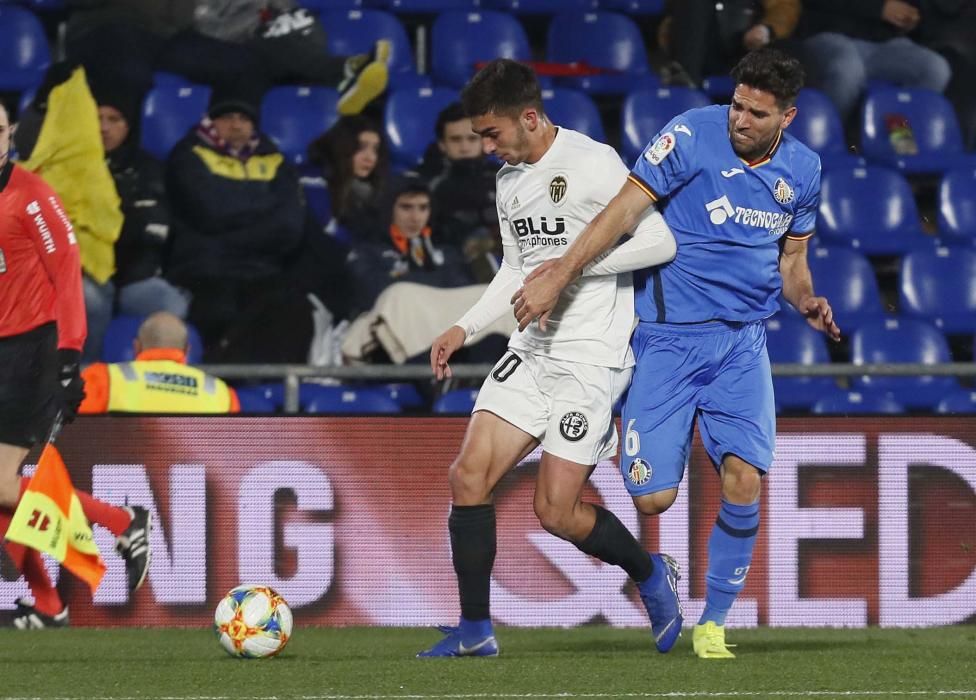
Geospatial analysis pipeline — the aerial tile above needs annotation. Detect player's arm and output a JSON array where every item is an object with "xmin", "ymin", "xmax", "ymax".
[
  {"xmin": 581, "ymin": 205, "xmax": 676, "ymax": 277},
  {"xmin": 430, "ymin": 244, "xmax": 521, "ymax": 379},
  {"xmin": 779, "ymin": 234, "xmax": 840, "ymax": 341},
  {"xmin": 27, "ymin": 190, "xmax": 87, "ymax": 352},
  {"xmin": 512, "ymin": 179, "xmax": 655, "ymax": 330}
]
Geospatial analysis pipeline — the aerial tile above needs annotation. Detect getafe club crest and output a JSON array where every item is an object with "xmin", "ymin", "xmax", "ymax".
[
  {"xmin": 773, "ymin": 177, "xmax": 794, "ymax": 204},
  {"xmin": 549, "ymin": 175, "xmax": 568, "ymax": 205},
  {"xmin": 628, "ymin": 458, "xmax": 651, "ymax": 486}
]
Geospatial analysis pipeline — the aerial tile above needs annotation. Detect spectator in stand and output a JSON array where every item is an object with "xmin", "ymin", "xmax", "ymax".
[
  {"xmin": 164, "ymin": 83, "xmax": 309, "ymax": 363},
  {"xmin": 66, "ymin": 0, "xmax": 389, "ymax": 116},
  {"xmin": 919, "ymin": 0, "xmax": 976, "ymax": 149},
  {"xmin": 79, "ymin": 312, "xmax": 239, "ymax": 414},
  {"xmin": 659, "ymin": 0, "xmax": 801, "ymax": 87},
  {"xmin": 421, "ymin": 102, "xmax": 500, "ymax": 283},
  {"xmin": 800, "ymin": 1, "xmax": 952, "ymax": 120},
  {"xmin": 92, "ymin": 84, "xmax": 189, "ymax": 322},
  {"xmin": 307, "ymin": 115, "xmax": 390, "ymax": 242},
  {"xmin": 15, "ymin": 65, "xmax": 123, "ymax": 364},
  {"xmin": 342, "ymin": 177, "xmax": 510, "ymax": 364}
]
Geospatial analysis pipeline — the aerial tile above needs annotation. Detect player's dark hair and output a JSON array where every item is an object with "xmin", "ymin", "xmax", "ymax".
[
  {"xmin": 435, "ymin": 102, "xmax": 468, "ymax": 140},
  {"xmin": 461, "ymin": 59, "xmax": 544, "ymax": 120},
  {"xmin": 730, "ymin": 48, "xmax": 804, "ymax": 110}
]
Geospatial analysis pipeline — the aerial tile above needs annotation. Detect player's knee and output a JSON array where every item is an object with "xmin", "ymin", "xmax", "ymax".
[
  {"xmin": 632, "ymin": 488, "xmax": 678, "ymax": 516},
  {"xmin": 533, "ymin": 496, "xmax": 573, "ymax": 539},
  {"xmin": 448, "ymin": 457, "xmax": 491, "ymax": 504},
  {"xmin": 721, "ymin": 463, "xmax": 762, "ymax": 503}
]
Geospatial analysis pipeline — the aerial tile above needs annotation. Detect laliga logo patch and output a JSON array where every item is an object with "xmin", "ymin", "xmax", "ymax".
[
  {"xmin": 549, "ymin": 175, "xmax": 568, "ymax": 205},
  {"xmin": 25, "ymin": 200, "xmax": 40, "ymax": 216},
  {"xmin": 559, "ymin": 411, "xmax": 588, "ymax": 442},
  {"xmin": 645, "ymin": 133, "xmax": 675, "ymax": 165},
  {"xmin": 628, "ymin": 458, "xmax": 651, "ymax": 486},
  {"xmin": 773, "ymin": 177, "xmax": 794, "ymax": 204}
]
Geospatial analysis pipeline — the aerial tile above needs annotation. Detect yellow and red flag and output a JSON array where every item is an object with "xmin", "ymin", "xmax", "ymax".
[{"xmin": 5, "ymin": 443, "xmax": 105, "ymax": 593}]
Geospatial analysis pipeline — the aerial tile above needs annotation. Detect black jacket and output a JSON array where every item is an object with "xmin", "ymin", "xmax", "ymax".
[
  {"xmin": 165, "ymin": 126, "xmax": 306, "ymax": 283},
  {"xmin": 107, "ymin": 140, "xmax": 171, "ymax": 286},
  {"xmin": 800, "ymin": 0, "xmax": 907, "ymax": 42}
]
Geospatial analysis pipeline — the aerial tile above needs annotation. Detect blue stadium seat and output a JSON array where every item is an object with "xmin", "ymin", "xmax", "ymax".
[
  {"xmin": 140, "ymin": 84, "xmax": 211, "ymax": 160},
  {"xmin": 431, "ymin": 10, "xmax": 530, "ymax": 88},
  {"xmin": 101, "ymin": 315, "xmax": 204, "ymax": 364},
  {"xmin": 806, "ymin": 246, "xmax": 886, "ymax": 331},
  {"xmin": 936, "ymin": 388, "xmax": 976, "ymax": 415},
  {"xmin": 850, "ymin": 318, "xmax": 957, "ymax": 409},
  {"xmin": 817, "ymin": 164, "xmax": 930, "ymax": 255},
  {"xmin": 542, "ymin": 88, "xmax": 605, "ymax": 142},
  {"xmin": 153, "ymin": 71, "xmax": 194, "ymax": 87},
  {"xmin": 484, "ymin": 0, "xmax": 596, "ymax": 12},
  {"xmin": 790, "ymin": 88, "xmax": 847, "ymax": 160},
  {"xmin": 621, "ymin": 86, "xmax": 710, "ymax": 162},
  {"xmin": 302, "ymin": 174, "xmax": 333, "ymax": 229},
  {"xmin": 377, "ymin": 382, "xmax": 425, "ymax": 409},
  {"xmin": 899, "ymin": 246, "xmax": 976, "ymax": 334},
  {"xmin": 0, "ymin": 5, "xmax": 49, "ymax": 91},
  {"xmin": 261, "ymin": 86, "xmax": 340, "ymax": 165},
  {"xmin": 320, "ymin": 9, "xmax": 420, "ymax": 87},
  {"xmin": 860, "ymin": 87, "xmax": 976, "ymax": 175},
  {"xmin": 384, "ymin": 86, "xmax": 458, "ymax": 168},
  {"xmin": 303, "ymin": 386, "xmax": 403, "ymax": 413},
  {"xmin": 701, "ymin": 74, "xmax": 734, "ymax": 100},
  {"xmin": 234, "ymin": 389, "xmax": 277, "ymax": 414},
  {"xmin": 364, "ymin": 0, "xmax": 478, "ymax": 11},
  {"xmin": 433, "ymin": 389, "xmax": 479, "ymax": 414},
  {"xmin": 764, "ymin": 314, "xmax": 836, "ymax": 410},
  {"xmin": 811, "ymin": 389, "xmax": 905, "ymax": 415},
  {"xmin": 937, "ymin": 166, "xmax": 976, "ymax": 243},
  {"xmin": 546, "ymin": 12, "xmax": 655, "ymax": 95},
  {"xmin": 600, "ymin": 0, "xmax": 664, "ymax": 14}
]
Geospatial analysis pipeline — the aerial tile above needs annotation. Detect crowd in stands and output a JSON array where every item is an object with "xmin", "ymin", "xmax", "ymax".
[{"xmin": 1, "ymin": 0, "xmax": 975, "ymax": 414}]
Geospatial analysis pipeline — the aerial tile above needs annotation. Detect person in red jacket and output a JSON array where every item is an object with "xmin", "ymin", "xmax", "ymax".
[{"xmin": 0, "ymin": 102, "xmax": 151, "ymax": 629}]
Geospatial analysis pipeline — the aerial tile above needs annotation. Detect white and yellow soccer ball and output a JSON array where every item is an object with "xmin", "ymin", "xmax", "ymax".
[{"xmin": 214, "ymin": 584, "xmax": 293, "ymax": 659}]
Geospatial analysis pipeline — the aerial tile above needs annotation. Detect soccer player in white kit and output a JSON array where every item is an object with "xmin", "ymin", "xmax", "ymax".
[{"xmin": 418, "ymin": 59, "xmax": 683, "ymax": 658}]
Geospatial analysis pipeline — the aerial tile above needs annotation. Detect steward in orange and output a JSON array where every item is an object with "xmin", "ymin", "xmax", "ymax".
[{"xmin": 79, "ymin": 311, "xmax": 239, "ymax": 414}]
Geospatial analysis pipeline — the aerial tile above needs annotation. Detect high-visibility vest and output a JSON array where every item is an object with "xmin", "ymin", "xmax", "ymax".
[{"xmin": 106, "ymin": 360, "xmax": 234, "ymax": 413}]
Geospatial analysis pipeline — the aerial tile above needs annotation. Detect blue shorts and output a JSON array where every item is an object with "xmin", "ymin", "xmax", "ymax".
[{"xmin": 620, "ymin": 320, "xmax": 775, "ymax": 496}]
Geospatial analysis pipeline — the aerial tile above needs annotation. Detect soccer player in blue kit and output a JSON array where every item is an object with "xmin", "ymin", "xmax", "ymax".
[{"xmin": 514, "ymin": 49, "xmax": 841, "ymax": 659}]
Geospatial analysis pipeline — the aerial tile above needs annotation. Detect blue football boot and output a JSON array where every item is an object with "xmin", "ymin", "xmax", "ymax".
[
  {"xmin": 637, "ymin": 553, "xmax": 684, "ymax": 653},
  {"xmin": 417, "ymin": 619, "xmax": 499, "ymax": 658}
]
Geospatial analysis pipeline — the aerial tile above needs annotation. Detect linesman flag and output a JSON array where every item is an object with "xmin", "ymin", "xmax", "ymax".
[{"xmin": 5, "ymin": 443, "xmax": 106, "ymax": 593}]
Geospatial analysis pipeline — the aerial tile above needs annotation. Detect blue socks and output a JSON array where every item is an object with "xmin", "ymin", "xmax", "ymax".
[
  {"xmin": 458, "ymin": 616, "xmax": 494, "ymax": 641},
  {"xmin": 700, "ymin": 499, "xmax": 760, "ymax": 627}
]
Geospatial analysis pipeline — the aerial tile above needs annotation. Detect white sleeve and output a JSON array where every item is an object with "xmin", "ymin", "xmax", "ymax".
[
  {"xmin": 455, "ymin": 244, "xmax": 522, "ymax": 339},
  {"xmin": 581, "ymin": 206, "xmax": 677, "ymax": 277}
]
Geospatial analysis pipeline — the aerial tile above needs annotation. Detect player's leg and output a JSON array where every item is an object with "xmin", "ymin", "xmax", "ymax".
[
  {"xmin": 419, "ymin": 350, "xmax": 546, "ymax": 658},
  {"xmin": 694, "ymin": 320, "xmax": 774, "ymax": 659},
  {"xmin": 621, "ymin": 323, "xmax": 709, "ymax": 652}
]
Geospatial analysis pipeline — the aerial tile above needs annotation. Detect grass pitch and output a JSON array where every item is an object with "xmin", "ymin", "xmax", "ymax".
[{"xmin": 1, "ymin": 625, "xmax": 974, "ymax": 699}]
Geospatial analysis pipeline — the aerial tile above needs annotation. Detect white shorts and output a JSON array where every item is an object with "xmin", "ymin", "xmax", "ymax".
[{"xmin": 473, "ymin": 349, "xmax": 633, "ymax": 465}]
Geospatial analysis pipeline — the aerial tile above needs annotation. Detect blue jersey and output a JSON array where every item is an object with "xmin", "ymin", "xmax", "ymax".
[{"xmin": 629, "ymin": 104, "xmax": 821, "ymax": 324}]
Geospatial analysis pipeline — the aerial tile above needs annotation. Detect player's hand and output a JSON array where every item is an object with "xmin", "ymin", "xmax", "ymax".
[
  {"xmin": 430, "ymin": 325, "xmax": 466, "ymax": 380},
  {"xmin": 742, "ymin": 24, "xmax": 771, "ymax": 50},
  {"xmin": 797, "ymin": 295, "xmax": 841, "ymax": 342},
  {"xmin": 881, "ymin": 0, "xmax": 920, "ymax": 30},
  {"xmin": 511, "ymin": 260, "xmax": 574, "ymax": 332},
  {"xmin": 56, "ymin": 349, "xmax": 85, "ymax": 422}
]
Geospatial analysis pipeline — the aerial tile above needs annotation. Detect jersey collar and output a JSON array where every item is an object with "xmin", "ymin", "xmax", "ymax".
[
  {"xmin": 739, "ymin": 129, "xmax": 782, "ymax": 168},
  {"xmin": 135, "ymin": 348, "xmax": 187, "ymax": 364},
  {"xmin": 0, "ymin": 160, "xmax": 12, "ymax": 192}
]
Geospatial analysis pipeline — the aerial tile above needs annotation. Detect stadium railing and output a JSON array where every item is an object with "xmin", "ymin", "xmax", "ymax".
[{"xmin": 200, "ymin": 363, "xmax": 976, "ymax": 413}]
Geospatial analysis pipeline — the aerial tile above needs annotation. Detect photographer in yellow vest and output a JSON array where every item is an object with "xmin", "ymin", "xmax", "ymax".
[{"xmin": 79, "ymin": 312, "xmax": 239, "ymax": 414}]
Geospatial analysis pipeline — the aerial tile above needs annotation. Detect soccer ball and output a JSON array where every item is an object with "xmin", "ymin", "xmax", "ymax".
[{"xmin": 213, "ymin": 584, "xmax": 293, "ymax": 659}]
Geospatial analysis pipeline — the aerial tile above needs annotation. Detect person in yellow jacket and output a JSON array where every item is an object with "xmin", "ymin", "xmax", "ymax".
[{"xmin": 79, "ymin": 312, "xmax": 239, "ymax": 414}]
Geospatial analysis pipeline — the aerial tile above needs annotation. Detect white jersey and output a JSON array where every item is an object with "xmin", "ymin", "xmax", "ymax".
[{"xmin": 496, "ymin": 127, "xmax": 635, "ymax": 369}]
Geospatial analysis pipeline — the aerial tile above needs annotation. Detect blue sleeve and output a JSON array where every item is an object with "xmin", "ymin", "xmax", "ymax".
[
  {"xmin": 629, "ymin": 115, "xmax": 700, "ymax": 201},
  {"xmin": 788, "ymin": 158, "xmax": 821, "ymax": 237}
]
